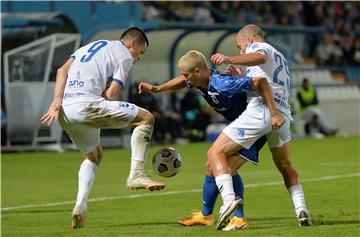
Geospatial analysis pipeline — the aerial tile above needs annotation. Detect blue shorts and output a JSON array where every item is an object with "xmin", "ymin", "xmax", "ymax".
[{"xmin": 238, "ymin": 136, "xmax": 266, "ymax": 165}]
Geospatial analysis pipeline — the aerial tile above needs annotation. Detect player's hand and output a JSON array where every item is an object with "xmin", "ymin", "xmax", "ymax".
[
  {"xmin": 211, "ymin": 53, "xmax": 229, "ymax": 65},
  {"xmin": 138, "ymin": 82, "xmax": 153, "ymax": 93},
  {"xmin": 225, "ymin": 65, "xmax": 245, "ymax": 76},
  {"xmin": 272, "ymin": 113, "xmax": 285, "ymax": 130},
  {"xmin": 40, "ymin": 101, "xmax": 61, "ymax": 126}
]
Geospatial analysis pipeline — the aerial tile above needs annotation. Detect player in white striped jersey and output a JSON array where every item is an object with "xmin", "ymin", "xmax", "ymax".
[
  {"xmin": 211, "ymin": 24, "xmax": 312, "ymax": 229},
  {"xmin": 41, "ymin": 27, "xmax": 164, "ymax": 229}
]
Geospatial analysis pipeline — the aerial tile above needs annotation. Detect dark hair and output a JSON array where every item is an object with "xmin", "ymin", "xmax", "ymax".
[{"xmin": 120, "ymin": 27, "xmax": 149, "ymax": 46}]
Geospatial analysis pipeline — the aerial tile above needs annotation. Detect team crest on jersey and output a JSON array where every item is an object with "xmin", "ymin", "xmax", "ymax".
[{"xmin": 250, "ymin": 44, "xmax": 259, "ymax": 50}]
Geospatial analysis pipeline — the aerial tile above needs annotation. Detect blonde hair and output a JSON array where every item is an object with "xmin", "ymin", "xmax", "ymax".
[{"xmin": 178, "ymin": 50, "xmax": 208, "ymax": 71}]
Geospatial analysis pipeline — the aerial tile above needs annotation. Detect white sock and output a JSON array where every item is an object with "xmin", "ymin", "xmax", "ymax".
[
  {"xmin": 129, "ymin": 124, "xmax": 153, "ymax": 178},
  {"xmin": 215, "ymin": 174, "xmax": 235, "ymax": 207},
  {"xmin": 129, "ymin": 160, "xmax": 144, "ymax": 178},
  {"xmin": 288, "ymin": 184, "xmax": 308, "ymax": 216},
  {"xmin": 75, "ymin": 159, "xmax": 98, "ymax": 208}
]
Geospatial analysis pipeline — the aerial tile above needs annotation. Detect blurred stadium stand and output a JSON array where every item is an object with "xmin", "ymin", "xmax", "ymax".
[{"xmin": 1, "ymin": 1, "xmax": 359, "ymax": 151}]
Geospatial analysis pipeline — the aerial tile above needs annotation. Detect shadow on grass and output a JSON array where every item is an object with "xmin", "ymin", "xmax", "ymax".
[
  {"xmin": 86, "ymin": 221, "xmax": 177, "ymax": 229},
  {"xmin": 315, "ymin": 219, "xmax": 360, "ymax": 226},
  {"xmin": 246, "ymin": 216, "xmax": 360, "ymax": 230}
]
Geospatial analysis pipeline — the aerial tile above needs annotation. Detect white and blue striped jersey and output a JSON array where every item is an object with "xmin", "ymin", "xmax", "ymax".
[
  {"xmin": 63, "ymin": 40, "xmax": 133, "ymax": 105},
  {"xmin": 245, "ymin": 42, "xmax": 292, "ymax": 119}
]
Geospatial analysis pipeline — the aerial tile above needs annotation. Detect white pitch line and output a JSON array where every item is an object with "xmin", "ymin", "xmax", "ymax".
[{"xmin": 2, "ymin": 172, "xmax": 359, "ymax": 212}]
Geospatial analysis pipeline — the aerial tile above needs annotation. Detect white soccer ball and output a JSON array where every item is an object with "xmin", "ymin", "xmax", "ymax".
[{"xmin": 152, "ymin": 147, "xmax": 182, "ymax": 178}]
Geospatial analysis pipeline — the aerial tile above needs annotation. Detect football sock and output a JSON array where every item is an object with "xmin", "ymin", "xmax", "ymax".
[
  {"xmin": 232, "ymin": 174, "xmax": 245, "ymax": 218},
  {"xmin": 201, "ymin": 175, "xmax": 219, "ymax": 216},
  {"xmin": 129, "ymin": 124, "xmax": 153, "ymax": 178},
  {"xmin": 288, "ymin": 184, "xmax": 309, "ymax": 216},
  {"xmin": 215, "ymin": 174, "xmax": 235, "ymax": 207},
  {"xmin": 75, "ymin": 159, "xmax": 98, "ymax": 208}
]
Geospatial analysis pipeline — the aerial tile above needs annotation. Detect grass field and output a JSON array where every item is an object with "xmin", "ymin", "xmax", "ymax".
[{"xmin": 2, "ymin": 136, "xmax": 359, "ymax": 237}]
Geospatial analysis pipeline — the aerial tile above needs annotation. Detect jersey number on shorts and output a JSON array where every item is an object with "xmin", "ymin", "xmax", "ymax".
[
  {"xmin": 273, "ymin": 52, "xmax": 290, "ymax": 89},
  {"xmin": 80, "ymin": 41, "xmax": 108, "ymax": 62}
]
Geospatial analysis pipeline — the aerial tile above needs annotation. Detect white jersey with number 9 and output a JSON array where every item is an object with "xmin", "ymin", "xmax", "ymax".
[{"xmin": 63, "ymin": 40, "xmax": 134, "ymax": 105}]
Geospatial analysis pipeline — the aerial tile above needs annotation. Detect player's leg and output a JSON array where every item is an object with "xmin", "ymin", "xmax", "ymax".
[
  {"xmin": 126, "ymin": 108, "xmax": 165, "ymax": 191},
  {"xmin": 210, "ymin": 107, "xmax": 271, "ymax": 230},
  {"xmin": 223, "ymin": 136, "xmax": 267, "ymax": 231},
  {"xmin": 89, "ymin": 100, "xmax": 165, "ymax": 191},
  {"xmin": 270, "ymin": 142, "xmax": 312, "ymax": 226},
  {"xmin": 268, "ymin": 120, "xmax": 312, "ymax": 226},
  {"xmin": 60, "ymin": 103, "xmax": 106, "ymax": 228},
  {"xmin": 178, "ymin": 165, "xmax": 217, "ymax": 226},
  {"xmin": 178, "ymin": 156, "xmax": 246, "ymax": 227},
  {"xmin": 207, "ymin": 132, "xmax": 244, "ymax": 230},
  {"xmin": 72, "ymin": 145, "xmax": 102, "ymax": 229}
]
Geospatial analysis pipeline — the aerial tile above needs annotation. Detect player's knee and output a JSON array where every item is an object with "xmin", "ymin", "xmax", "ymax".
[
  {"xmin": 207, "ymin": 147, "xmax": 215, "ymax": 162},
  {"xmin": 85, "ymin": 146, "xmax": 103, "ymax": 166},
  {"xmin": 278, "ymin": 161, "xmax": 294, "ymax": 174},
  {"xmin": 228, "ymin": 162, "xmax": 238, "ymax": 176},
  {"xmin": 141, "ymin": 109, "xmax": 154, "ymax": 126},
  {"xmin": 205, "ymin": 159, "xmax": 212, "ymax": 173}
]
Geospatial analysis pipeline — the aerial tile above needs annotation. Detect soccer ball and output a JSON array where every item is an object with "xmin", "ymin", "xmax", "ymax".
[{"xmin": 152, "ymin": 147, "xmax": 182, "ymax": 178}]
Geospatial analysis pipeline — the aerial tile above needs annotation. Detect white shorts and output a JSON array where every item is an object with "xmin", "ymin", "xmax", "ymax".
[
  {"xmin": 59, "ymin": 99, "xmax": 139, "ymax": 154},
  {"xmin": 223, "ymin": 102, "xmax": 291, "ymax": 149}
]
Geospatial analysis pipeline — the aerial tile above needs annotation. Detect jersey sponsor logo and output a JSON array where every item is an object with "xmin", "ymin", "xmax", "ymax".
[
  {"xmin": 63, "ymin": 92, "xmax": 85, "ymax": 99},
  {"xmin": 274, "ymin": 97, "xmax": 290, "ymax": 110},
  {"xmin": 273, "ymin": 92, "xmax": 290, "ymax": 111},
  {"xmin": 68, "ymin": 80, "xmax": 84, "ymax": 88}
]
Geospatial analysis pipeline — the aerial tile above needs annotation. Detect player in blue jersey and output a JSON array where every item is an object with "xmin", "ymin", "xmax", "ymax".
[
  {"xmin": 211, "ymin": 24, "xmax": 312, "ymax": 229},
  {"xmin": 138, "ymin": 49, "xmax": 283, "ymax": 231}
]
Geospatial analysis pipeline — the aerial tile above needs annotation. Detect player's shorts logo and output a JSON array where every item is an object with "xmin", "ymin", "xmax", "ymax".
[{"xmin": 237, "ymin": 128, "xmax": 245, "ymax": 137}]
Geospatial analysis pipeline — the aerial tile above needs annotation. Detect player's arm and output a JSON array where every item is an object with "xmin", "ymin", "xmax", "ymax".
[
  {"xmin": 138, "ymin": 75, "xmax": 186, "ymax": 94},
  {"xmin": 40, "ymin": 58, "xmax": 74, "ymax": 125},
  {"xmin": 219, "ymin": 75, "xmax": 284, "ymax": 129},
  {"xmin": 103, "ymin": 57, "xmax": 134, "ymax": 100},
  {"xmin": 103, "ymin": 80, "xmax": 123, "ymax": 100},
  {"xmin": 211, "ymin": 51, "xmax": 267, "ymax": 66},
  {"xmin": 251, "ymin": 77, "xmax": 284, "ymax": 129}
]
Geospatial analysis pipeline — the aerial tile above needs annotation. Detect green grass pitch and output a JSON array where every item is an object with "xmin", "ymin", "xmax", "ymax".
[{"xmin": 2, "ymin": 136, "xmax": 359, "ymax": 237}]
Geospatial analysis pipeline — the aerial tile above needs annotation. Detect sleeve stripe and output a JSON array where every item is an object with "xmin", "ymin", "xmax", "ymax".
[
  {"xmin": 112, "ymin": 78, "xmax": 125, "ymax": 86},
  {"xmin": 70, "ymin": 55, "xmax": 76, "ymax": 59}
]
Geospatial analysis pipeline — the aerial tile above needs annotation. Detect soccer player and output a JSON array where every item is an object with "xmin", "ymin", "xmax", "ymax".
[
  {"xmin": 40, "ymin": 27, "xmax": 165, "ymax": 229},
  {"xmin": 210, "ymin": 24, "xmax": 312, "ymax": 229},
  {"xmin": 138, "ymin": 49, "xmax": 282, "ymax": 231}
]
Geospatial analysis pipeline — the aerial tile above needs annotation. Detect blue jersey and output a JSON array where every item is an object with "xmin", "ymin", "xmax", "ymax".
[
  {"xmin": 185, "ymin": 69, "xmax": 265, "ymax": 165},
  {"xmin": 185, "ymin": 69, "xmax": 252, "ymax": 121}
]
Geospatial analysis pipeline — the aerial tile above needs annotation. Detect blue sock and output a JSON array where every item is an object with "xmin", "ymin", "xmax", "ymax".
[
  {"xmin": 233, "ymin": 174, "xmax": 245, "ymax": 218},
  {"xmin": 201, "ymin": 175, "xmax": 219, "ymax": 216}
]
